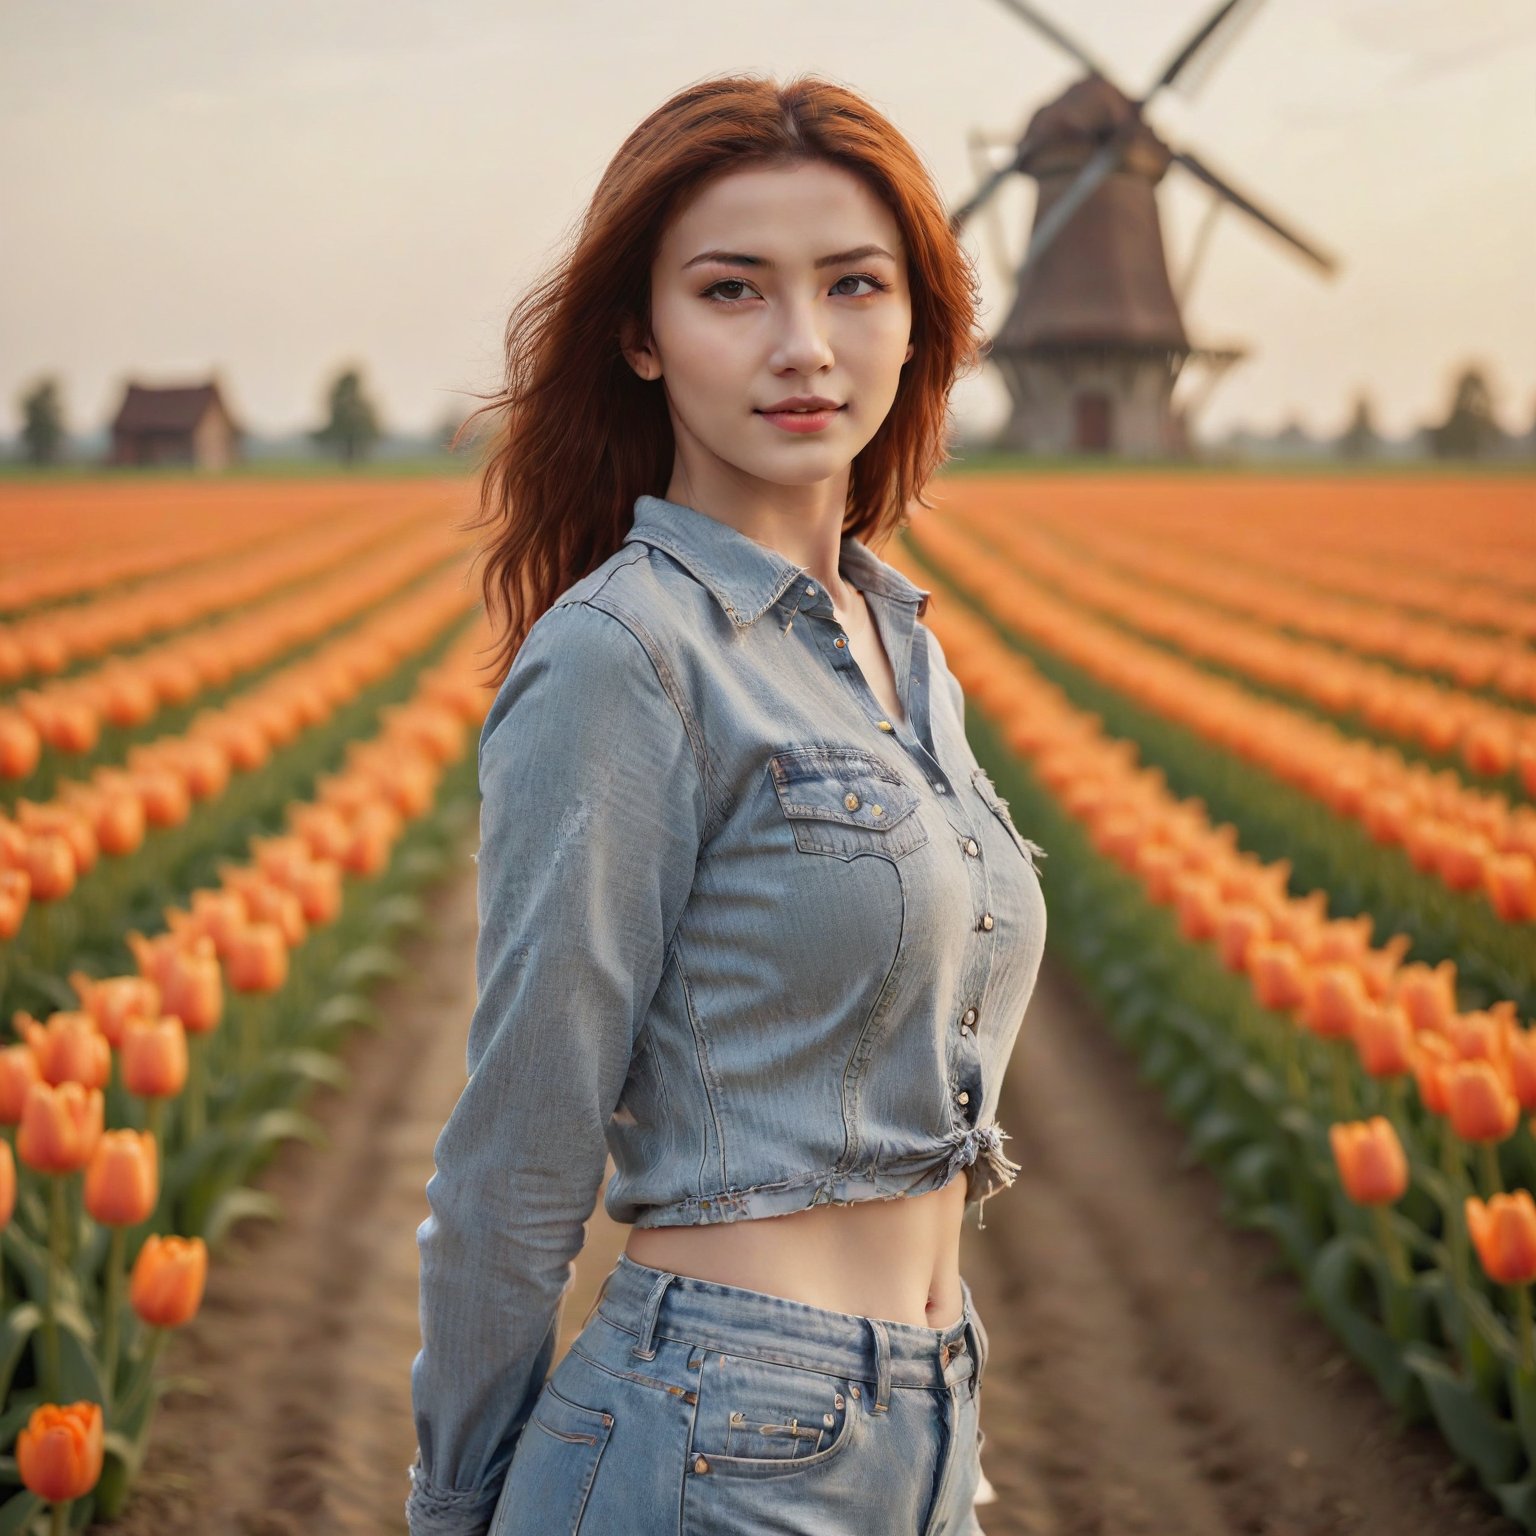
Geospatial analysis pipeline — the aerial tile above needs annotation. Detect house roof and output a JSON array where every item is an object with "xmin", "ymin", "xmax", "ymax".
[{"xmin": 112, "ymin": 381, "xmax": 241, "ymax": 435}]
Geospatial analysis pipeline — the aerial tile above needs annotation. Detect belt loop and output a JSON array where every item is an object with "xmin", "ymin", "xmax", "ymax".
[
  {"xmin": 631, "ymin": 1268, "xmax": 675, "ymax": 1361},
  {"xmin": 864, "ymin": 1317, "xmax": 891, "ymax": 1413}
]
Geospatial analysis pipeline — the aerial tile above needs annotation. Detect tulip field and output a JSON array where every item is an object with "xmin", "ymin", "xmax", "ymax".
[
  {"xmin": 0, "ymin": 479, "xmax": 489, "ymax": 1532},
  {"xmin": 891, "ymin": 471, "xmax": 1536, "ymax": 1530}
]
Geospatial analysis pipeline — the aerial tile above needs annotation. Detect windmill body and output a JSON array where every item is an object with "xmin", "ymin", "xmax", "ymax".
[{"xmin": 954, "ymin": 0, "xmax": 1336, "ymax": 458}]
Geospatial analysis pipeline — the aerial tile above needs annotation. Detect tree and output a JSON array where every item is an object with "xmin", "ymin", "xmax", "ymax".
[
  {"xmin": 18, "ymin": 377, "xmax": 66, "ymax": 466},
  {"xmin": 1427, "ymin": 363, "xmax": 1504, "ymax": 459},
  {"xmin": 1337, "ymin": 389, "xmax": 1379, "ymax": 459},
  {"xmin": 309, "ymin": 365, "xmax": 381, "ymax": 465}
]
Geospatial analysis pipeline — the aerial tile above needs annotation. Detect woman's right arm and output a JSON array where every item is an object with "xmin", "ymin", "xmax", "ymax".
[{"xmin": 405, "ymin": 599, "xmax": 707, "ymax": 1536}]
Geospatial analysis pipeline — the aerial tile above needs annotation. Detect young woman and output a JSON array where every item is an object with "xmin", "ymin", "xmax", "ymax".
[{"xmin": 407, "ymin": 71, "xmax": 1047, "ymax": 1536}]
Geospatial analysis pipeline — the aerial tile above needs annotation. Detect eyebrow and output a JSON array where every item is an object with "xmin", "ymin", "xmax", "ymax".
[{"xmin": 681, "ymin": 244, "xmax": 899, "ymax": 272}]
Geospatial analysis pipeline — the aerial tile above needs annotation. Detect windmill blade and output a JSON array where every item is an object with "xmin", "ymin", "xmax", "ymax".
[
  {"xmin": 1169, "ymin": 147, "xmax": 1339, "ymax": 275},
  {"xmin": 987, "ymin": 0, "xmax": 1119, "ymax": 85},
  {"xmin": 949, "ymin": 127, "xmax": 1042, "ymax": 231},
  {"xmin": 1146, "ymin": 0, "xmax": 1269, "ymax": 101},
  {"xmin": 1018, "ymin": 128, "xmax": 1131, "ymax": 274}
]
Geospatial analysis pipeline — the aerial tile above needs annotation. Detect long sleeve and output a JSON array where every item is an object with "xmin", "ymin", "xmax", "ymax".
[{"xmin": 406, "ymin": 599, "xmax": 707, "ymax": 1536}]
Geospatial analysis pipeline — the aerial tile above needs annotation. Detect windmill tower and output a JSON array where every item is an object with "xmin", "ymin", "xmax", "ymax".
[{"xmin": 952, "ymin": 0, "xmax": 1338, "ymax": 458}]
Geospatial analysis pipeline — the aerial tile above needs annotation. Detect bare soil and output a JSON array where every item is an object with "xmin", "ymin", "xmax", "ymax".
[{"xmin": 94, "ymin": 846, "xmax": 1520, "ymax": 1534}]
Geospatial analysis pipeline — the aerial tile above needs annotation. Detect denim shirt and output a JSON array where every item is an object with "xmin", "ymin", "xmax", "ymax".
[{"xmin": 407, "ymin": 493, "xmax": 1048, "ymax": 1534}]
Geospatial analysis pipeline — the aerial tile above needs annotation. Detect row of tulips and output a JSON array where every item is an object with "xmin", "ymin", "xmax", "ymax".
[
  {"xmin": 0, "ymin": 562, "xmax": 476, "ymax": 1020},
  {"xmin": 0, "ymin": 496, "xmax": 430, "ymax": 689},
  {"xmin": 0, "ymin": 516, "xmax": 463, "ymax": 782},
  {"xmin": 1012, "ymin": 492, "xmax": 1536, "ymax": 696},
  {"xmin": 0, "ymin": 607, "xmax": 490, "ymax": 1530},
  {"xmin": 966, "ymin": 475, "xmax": 1534, "ymax": 637},
  {"xmin": 891, "ymin": 543, "xmax": 1536, "ymax": 1527},
  {"xmin": 0, "ymin": 480, "xmax": 433, "ymax": 612},
  {"xmin": 907, "ymin": 515, "xmax": 1536, "ymax": 926},
  {"xmin": 949, "ymin": 498, "xmax": 1536, "ymax": 783}
]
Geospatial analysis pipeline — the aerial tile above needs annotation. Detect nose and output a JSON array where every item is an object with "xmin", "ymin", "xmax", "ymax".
[{"xmin": 769, "ymin": 295, "xmax": 835, "ymax": 375}]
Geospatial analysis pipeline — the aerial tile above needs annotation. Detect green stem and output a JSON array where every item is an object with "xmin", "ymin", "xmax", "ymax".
[
  {"xmin": 1329, "ymin": 1038, "xmax": 1355, "ymax": 1122},
  {"xmin": 1284, "ymin": 1026, "xmax": 1306, "ymax": 1101},
  {"xmin": 1438, "ymin": 1121, "xmax": 1473, "ymax": 1292},
  {"xmin": 50, "ymin": 1499, "xmax": 66, "ymax": 1536},
  {"xmin": 102, "ymin": 1225, "xmax": 126, "ymax": 1406},
  {"xmin": 186, "ymin": 1035, "xmax": 207, "ymax": 1146},
  {"xmin": 1372, "ymin": 1201, "xmax": 1412, "ymax": 1288},
  {"xmin": 44, "ymin": 1174, "xmax": 64, "ymax": 1402},
  {"xmin": 1517, "ymin": 1286, "xmax": 1535, "ymax": 1376},
  {"xmin": 1478, "ymin": 1138, "xmax": 1504, "ymax": 1196}
]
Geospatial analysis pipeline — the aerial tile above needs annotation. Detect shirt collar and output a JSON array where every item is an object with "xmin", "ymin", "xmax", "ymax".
[{"xmin": 623, "ymin": 494, "xmax": 931, "ymax": 629}]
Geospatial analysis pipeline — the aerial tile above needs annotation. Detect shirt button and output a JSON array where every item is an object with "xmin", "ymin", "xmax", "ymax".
[
  {"xmin": 876, "ymin": 720, "xmax": 894, "ymax": 732},
  {"xmin": 959, "ymin": 1023, "xmax": 971, "ymax": 1036},
  {"xmin": 694, "ymin": 1456, "xmax": 710, "ymax": 1474},
  {"xmin": 963, "ymin": 1008, "xmax": 978, "ymax": 1025},
  {"xmin": 805, "ymin": 584, "xmax": 817, "ymax": 596},
  {"xmin": 964, "ymin": 838, "xmax": 979, "ymax": 857},
  {"xmin": 933, "ymin": 781, "xmax": 947, "ymax": 794},
  {"xmin": 844, "ymin": 792, "xmax": 861, "ymax": 811},
  {"xmin": 834, "ymin": 637, "xmax": 847, "ymax": 648},
  {"xmin": 980, "ymin": 913, "xmax": 994, "ymax": 931},
  {"xmin": 956, "ymin": 1091, "xmax": 970, "ymax": 1105}
]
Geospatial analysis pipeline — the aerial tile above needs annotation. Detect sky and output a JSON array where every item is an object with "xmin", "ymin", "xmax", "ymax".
[{"xmin": 2, "ymin": 0, "xmax": 1534, "ymax": 445}]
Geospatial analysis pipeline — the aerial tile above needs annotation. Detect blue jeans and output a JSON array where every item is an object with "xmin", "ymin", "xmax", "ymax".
[{"xmin": 487, "ymin": 1252, "xmax": 990, "ymax": 1535}]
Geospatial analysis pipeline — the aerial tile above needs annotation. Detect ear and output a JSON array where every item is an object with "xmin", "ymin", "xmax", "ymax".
[
  {"xmin": 903, "ymin": 340, "xmax": 914, "ymax": 364},
  {"xmin": 619, "ymin": 316, "xmax": 661, "ymax": 381}
]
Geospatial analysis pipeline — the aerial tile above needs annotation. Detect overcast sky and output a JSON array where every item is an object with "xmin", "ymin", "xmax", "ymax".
[{"xmin": 3, "ymin": 0, "xmax": 1534, "ymax": 444}]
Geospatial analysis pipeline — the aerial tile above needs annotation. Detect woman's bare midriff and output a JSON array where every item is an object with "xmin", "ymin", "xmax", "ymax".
[{"xmin": 622, "ymin": 1171, "xmax": 970, "ymax": 1330}]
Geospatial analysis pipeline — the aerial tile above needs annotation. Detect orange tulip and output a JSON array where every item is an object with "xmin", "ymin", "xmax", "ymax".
[
  {"xmin": 1329, "ymin": 1116, "xmax": 1410, "ymax": 1206},
  {"xmin": 1504, "ymin": 1023, "xmax": 1536, "ymax": 1113},
  {"xmin": 0, "ymin": 865, "xmax": 30, "ymax": 939},
  {"xmin": 16, "ymin": 1401, "xmax": 104, "ymax": 1503},
  {"xmin": 150, "ymin": 936, "xmax": 223, "ymax": 1036},
  {"xmin": 14, "ymin": 1011, "xmax": 111, "ymax": 1090},
  {"xmin": 1354, "ymin": 1002, "xmax": 1415, "ymax": 1080},
  {"xmin": 0, "ymin": 708, "xmax": 42, "ymax": 779},
  {"xmin": 1302, "ymin": 963, "xmax": 1370, "ymax": 1041},
  {"xmin": 341, "ymin": 799, "xmax": 401, "ymax": 877},
  {"xmin": 120, "ymin": 1016, "xmax": 188, "ymax": 1098},
  {"xmin": 220, "ymin": 868, "xmax": 306, "ymax": 947},
  {"xmin": 1445, "ymin": 1059, "xmax": 1521, "ymax": 1143},
  {"xmin": 1466, "ymin": 1192, "xmax": 1536, "ymax": 1287},
  {"xmin": 1248, "ymin": 938, "xmax": 1308, "ymax": 1013},
  {"xmin": 0, "ymin": 1139, "xmax": 14, "ymax": 1228},
  {"xmin": 130, "ymin": 1234, "xmax": 207, "ymax": 1328},
  {"xmin": 84, "ymin": 1129, "xmax": 158, "ymax": 1227},
  {"xmin": 289, "ymin": 856, "xmax": 342, "ymax": 926},
  {"xmin": 0, "ymin": 1043, "xmax": 42, "ymax": 1124},
  {"xmin": 1485, "ymin": 852, "xmax": 1536, "ymax": 923},
  {"xmin": 1411, "ymin": 1033, "xmax": 1456, "ymax": 1116},
  {"xmin": 22, "ymin": 831, "xmax": 75, "ymax": 902},
  {"xmin": 17, "ymin": 1081, "xmax": 104, "ymax": 1175},
  {"xmin": 1215, "ymin": 903, "xmax": 1268, "ymax": 973},
  {"xmin": 1394, "ymin": 959, "xmax": 1458, "ymax": 1036},
  {"xmin": 185, "ymin": 888, "xmax": 249, "ymax": 959},
  {"xmin": 68, "ymin": 972, "xmax": 160, "ymax": 1051},
  {"xmin": 225, "ymin": 921, "xmax": 288, "ymax": 993}
]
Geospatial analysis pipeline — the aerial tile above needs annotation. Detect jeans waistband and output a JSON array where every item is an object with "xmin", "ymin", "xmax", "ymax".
[{"xmin": 590, "ymin": 1253, "xmax": 981, "ymax": 1408}]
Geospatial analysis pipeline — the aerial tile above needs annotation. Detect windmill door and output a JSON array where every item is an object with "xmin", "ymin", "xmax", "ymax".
[{"xmin": 1074, "ymin": 392, "xmax": 1113, "ymax": 452}]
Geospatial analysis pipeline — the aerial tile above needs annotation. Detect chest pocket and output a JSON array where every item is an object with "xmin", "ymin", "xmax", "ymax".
[
  {"xmin": 971, "ymin": 766, "xmax": 1047, "ymax": 877},
  {"xmin": 769, "ymin": 746, "xmax": 928, "ymax": 862}
]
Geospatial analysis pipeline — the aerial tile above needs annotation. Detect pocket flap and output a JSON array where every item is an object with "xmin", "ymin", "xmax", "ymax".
[{"xmin": 769, "ymin": 746, "xmax": 920, "ymax": 832}]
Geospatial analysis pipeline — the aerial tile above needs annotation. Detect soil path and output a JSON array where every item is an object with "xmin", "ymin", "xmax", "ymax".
[{"xmin": 97, "ymin": 848, "xmax": 1519, "ymax": 1534}]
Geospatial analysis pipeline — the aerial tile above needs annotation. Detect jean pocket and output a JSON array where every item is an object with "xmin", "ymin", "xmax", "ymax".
[
  {"xmin": 971, "ymin": 767, "xmax": 1046, "ymax": 876},
  {"xmin": 769, "ymin": 745, "xmax": 928, "ymax": 861},
  {"xmin": 690, "ymin": 1351, "xmax": 860, "ymax": 1478},
  {"xmin": 491, "ymin": 1380, "xmax": 614, "ymax": 1536}
]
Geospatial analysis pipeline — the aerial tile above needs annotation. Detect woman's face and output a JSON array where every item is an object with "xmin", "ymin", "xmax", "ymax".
[{"xmin": 624, "ymin": 160, "xmax": 914, "ymax": 499}]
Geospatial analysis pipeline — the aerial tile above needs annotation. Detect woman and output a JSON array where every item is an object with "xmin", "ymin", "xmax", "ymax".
[{"xmin": 408, "ymin": 71, "xmax": 1048, "ymax": 1536}]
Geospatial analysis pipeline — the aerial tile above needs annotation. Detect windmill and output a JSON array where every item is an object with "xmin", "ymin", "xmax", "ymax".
[{"xmin": 952, "ymin": 0, "xmax": 1338, "ymax": 458}]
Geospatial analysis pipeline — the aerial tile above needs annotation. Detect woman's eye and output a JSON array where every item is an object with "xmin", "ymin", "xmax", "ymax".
[{"xmin": 702, "ymin": 274, "xmax": 889, "ymax": 304}]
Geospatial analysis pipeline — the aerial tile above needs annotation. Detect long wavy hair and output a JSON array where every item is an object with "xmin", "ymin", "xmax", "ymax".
[{"xmin": 455, "ymin": 71, "xmax": 988, "ymax": 687}]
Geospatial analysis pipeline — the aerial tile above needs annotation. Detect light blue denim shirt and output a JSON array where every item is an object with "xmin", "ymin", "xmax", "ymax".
[{"xmin": 407, "ymin": 493, "xmax": 1048, "ymax": 1534}]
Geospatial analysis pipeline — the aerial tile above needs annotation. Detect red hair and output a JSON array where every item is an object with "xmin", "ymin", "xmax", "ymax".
[{"xmin": 456, "ymin": 71, "xmax": 987, "ymax": 686}]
